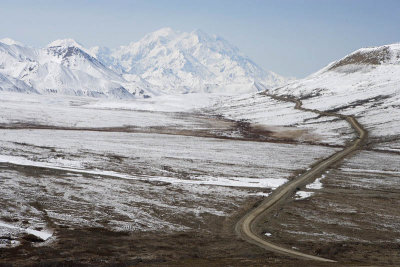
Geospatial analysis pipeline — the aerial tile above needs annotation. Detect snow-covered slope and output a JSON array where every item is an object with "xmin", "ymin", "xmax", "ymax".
[
  {"xmin": 0, "ymin": 39, "xmax": 155, "ymax": 98},
  {"xmin": 0, "ymin": 38, "xmax": 23, "ymax": 46},
  {"xmin": 0, "ymin": 72, "xmax": 37, "ymax": 93},
  {"xmin": 274, "ymin": 43, "xmax": 400, "ymax": 143},
  {"xmin": 90, "ymin": 28, "xmax": 288, "ymax": 94},
  {"xmin": 1, "ymin": 29, "xmax": 289, "ymax": 98},
  {"xmin": 211, "ymin": 43, "xmax": 400, "ymax": 146}
]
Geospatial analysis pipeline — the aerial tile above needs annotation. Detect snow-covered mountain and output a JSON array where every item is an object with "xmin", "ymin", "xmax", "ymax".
[
  {"xmin": 0, "ymin": 39, "xmax": 155, "ymax": 98},
  {"xmin": 275, "ymin": 43, "xmax": 400, "ymax": 97},
  {"xmin": 90, "ymin": 28, "xmax": 288, "ymax": 94},
  {"xmin": 274, "ymin": 43, "xmax": 400, "ymax": 142},
  {"xmin": 0, "ymin": 29, "xmax": 289, "ymax": 98},
  {"xmin": 0, "ymin": 72, "xmax": 37, "ymax": 93}
]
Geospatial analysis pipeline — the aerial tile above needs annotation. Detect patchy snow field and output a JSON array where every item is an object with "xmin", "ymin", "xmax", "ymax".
[
  {"xmin": 263, "ymin": 148, "xmax": 400, "ymax": 264},
  {"xmin": 249, "ymin": 43, "xmax": 400, "ymax": 265},
  {"xmin": 210, "ymin": 92, "xmax": 354, "ymax": 146},
  {"xmin": 0, "ymin": 130, "xmax": 335, "ymax": 233},
  {"xmin": 0, "ymin": 92, "xmax": 224, "ymax": 129},
  {"xmin": 0, "ymin": 92, "xmax": 338, "ymax": 249}
]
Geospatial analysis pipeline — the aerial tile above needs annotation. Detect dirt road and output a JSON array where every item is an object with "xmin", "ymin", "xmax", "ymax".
[{"xmin": 235, "ymin": 92, "xmax": 367, "ymax": 262}]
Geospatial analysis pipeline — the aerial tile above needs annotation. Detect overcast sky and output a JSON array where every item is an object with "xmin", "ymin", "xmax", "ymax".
[{"xmin": 1, "ymin": 0, "xmax": 399, "ymax": 77}]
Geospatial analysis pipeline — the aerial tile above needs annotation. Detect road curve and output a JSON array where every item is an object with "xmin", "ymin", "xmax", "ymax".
[{"xmin": 235, "ymin": 92, "xmax": 367, "ymax": 262}]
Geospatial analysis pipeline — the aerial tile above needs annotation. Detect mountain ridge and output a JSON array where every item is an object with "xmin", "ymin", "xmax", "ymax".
[
  {"xmin": 0, "ymin": 29, "xmax": 290, "ymax": 98},
  {"xmin": 0, "ymin": 40, "xmax": 149, "ymax": 98},
  {"xmin": 6, "ymin": 31, "xmax": 398, "ymax": 100}
]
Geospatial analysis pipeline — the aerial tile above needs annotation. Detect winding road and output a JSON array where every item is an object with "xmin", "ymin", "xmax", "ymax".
[{"xmin": 235, "ymin": 92, "xmax": 367, "ymax": 262}]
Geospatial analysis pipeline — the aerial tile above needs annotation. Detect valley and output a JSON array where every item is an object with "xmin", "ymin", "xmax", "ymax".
[
  {"xmin": 1, "ymin": 31, "xmax": 400, "ymax": 266},
  {"xmin": 0, "ymin": 92, "xmax": 339, "ymax": 266}
]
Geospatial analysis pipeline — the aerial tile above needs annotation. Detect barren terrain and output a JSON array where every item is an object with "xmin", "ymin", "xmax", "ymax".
[{"xmin": 0, "ymin": 92, "xmax": 399, "ymax": 266}]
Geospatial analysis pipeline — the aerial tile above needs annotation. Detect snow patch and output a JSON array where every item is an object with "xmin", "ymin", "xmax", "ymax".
[
  {"xmin": 340, "ymin": 168, "xmax": 400, "ymax": 176},
  {"xmin": 0, "ymin": 221, "xmax": 53, "ymax": 241},
  {"xmin": 306, "ymin": 174, "xmax": 325, "ymax": 190},
  {"xmin": 295, "ymin": 191, "xmax": 314, "ymax": 200}
]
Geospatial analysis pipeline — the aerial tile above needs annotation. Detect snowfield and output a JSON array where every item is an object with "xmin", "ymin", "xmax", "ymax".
[{"xmin": 0, "ymin": 92, "xmax": 224, "ymax": 129}]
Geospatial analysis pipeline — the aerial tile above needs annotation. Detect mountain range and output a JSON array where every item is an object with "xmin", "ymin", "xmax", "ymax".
[{"xmin": 0, "ymin": 28, "xmax": 288, "ymax": 98}]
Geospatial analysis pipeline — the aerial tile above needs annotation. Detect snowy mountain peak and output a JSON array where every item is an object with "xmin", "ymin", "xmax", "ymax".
[
  {"xmin": 192, "ymin": 29, "xmax": 228, "ymax": 45},
  {"xmin": 90, "ymin": 28, "xmax": 288, "ymax": 94},
  {"xmin": 139, "ymin": 27, "xmax": 177, "ymax": 44},
  {"xmin": 47, "ymin": 38, "xmax": 84, "ymax": 49},
  {"xmin": 150, "ymin": 27, "xmax": 175, "ymax": 37},
  {"xmin": 190, "ymin": 29, "xmax": 212, "ymax": 40},
  {"xmin": 46, "ymin": 39, "xmax": 97, "ymax": 61},
  {"xmin": 0, "ymin": 38, "xmax": 23, "ymax": 46}
]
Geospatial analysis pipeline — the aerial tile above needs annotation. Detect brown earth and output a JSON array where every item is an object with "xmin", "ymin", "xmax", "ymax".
[
  {"xmin": 0, "ymin": 195, "xmax": 307, "ymax": 267},
  {"xmin": 1, "ymin": 102, "xmax": 398, "ymax": 266}
]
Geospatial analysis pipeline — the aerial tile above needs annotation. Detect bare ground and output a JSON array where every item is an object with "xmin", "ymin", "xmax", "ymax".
[
  {"xmin": 254, "ymin": 147, "xmax": 400, "ymax": 266},
  {"xmin": 0, "ymin": 111, "xmax": 398, "ymax": 266}
]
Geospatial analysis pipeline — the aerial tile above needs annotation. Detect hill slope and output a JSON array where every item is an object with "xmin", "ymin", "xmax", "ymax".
[
  {"xmin": 274, "ymin": 43, "xmax": 400, "ymax": 143},
  {"xmin": 211, "ymin": 43, "xmax": 400, "ymax": 146}
]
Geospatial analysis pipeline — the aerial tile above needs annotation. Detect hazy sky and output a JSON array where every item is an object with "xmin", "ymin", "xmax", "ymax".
[{"xmin": 1, "ymin": 0, "xmax": 399, "ymax": 77}]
